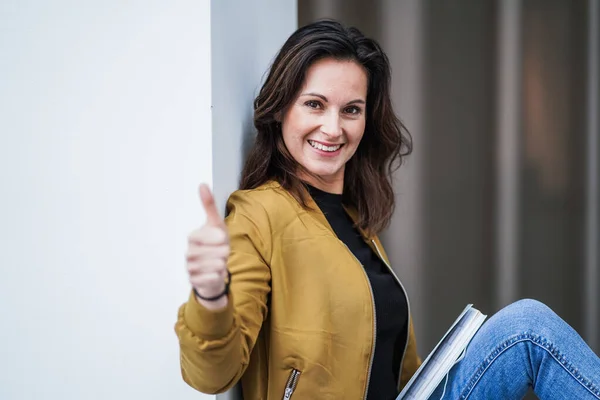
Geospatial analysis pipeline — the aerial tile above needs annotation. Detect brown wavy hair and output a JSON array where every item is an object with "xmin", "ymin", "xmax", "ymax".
[{"xmin": 239, "ymin": 19, "xmax": 412, "ymax": 235}]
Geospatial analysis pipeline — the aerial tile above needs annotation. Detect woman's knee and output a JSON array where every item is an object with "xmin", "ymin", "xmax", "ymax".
[
  {"xmin": 504, "ymin": 298, "xmax": 553, "ymax": 316},
  {"xmin": 492, "ymin": 298, "xmax": 560, "ymax": 334}
]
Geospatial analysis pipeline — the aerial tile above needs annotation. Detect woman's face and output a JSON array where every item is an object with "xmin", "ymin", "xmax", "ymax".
[{"xmin": 281, "ymin": 58, "xmax": 368, "ymax": 194}]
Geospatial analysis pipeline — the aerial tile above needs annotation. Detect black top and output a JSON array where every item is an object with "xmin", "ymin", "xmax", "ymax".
[{"xmin": 307, "ymin": 185, "xmax": 409, "ymax": 400}]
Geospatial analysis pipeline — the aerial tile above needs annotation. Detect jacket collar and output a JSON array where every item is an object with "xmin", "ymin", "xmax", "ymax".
[
  {"xmin": 266, "ymin": 180, "xmax": 384, "ymax": 251},
  {"xmin": 265, "ymin": 179, "xmax": 393, "ymax": 270}
]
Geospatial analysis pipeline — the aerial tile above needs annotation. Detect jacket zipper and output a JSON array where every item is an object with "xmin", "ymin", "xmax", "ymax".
[
  {"xmin": 371, "ymin": 239, "xmax": 412, "ymax": 391},
  {"xmin": 282, "ymin": 369, "xmax": 301, "ymax": 399},
  {"xmin": 340, "ymin": 241, "xmax": 377, "ymax": 400}
]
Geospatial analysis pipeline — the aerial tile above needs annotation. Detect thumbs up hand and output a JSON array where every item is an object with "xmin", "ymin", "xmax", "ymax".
[
  {"xmin": 199, "ymin": 184, "xmax": 226, "ymax": 229},
  {"xmin": 186, "ymin": 184, "xmax": 230, "ymax": 309}
]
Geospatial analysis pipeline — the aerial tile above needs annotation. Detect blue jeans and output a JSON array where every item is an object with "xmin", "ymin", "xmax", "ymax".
[{"xmin": 429, "ymin": 299, "xmax": 600, "ymax": 399}]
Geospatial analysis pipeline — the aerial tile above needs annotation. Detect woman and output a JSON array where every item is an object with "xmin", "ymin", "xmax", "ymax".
[{"xmin": 175, "ymin": 20, "xmax": 600, "ymax": 399}]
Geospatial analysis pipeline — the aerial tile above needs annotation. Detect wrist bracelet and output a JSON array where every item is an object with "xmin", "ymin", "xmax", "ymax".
[{"xmin": 194, "ymin": 270, "xmax": 232, "ymax": 302}]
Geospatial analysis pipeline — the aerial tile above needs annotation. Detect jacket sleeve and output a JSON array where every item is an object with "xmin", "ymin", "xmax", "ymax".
[{"xmin": 174, "ymin": 192, "xmax": 272, "ymax": 394}]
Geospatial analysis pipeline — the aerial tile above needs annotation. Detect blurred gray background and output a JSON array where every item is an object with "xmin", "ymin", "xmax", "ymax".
[{"xmin": 300, "ymin": 0, "xmax": 599, "ymax": 398}]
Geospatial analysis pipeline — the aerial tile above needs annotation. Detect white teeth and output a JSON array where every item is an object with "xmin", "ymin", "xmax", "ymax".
[{"xmin": 308, "ymin": 140, "xmax": 342, "ymax": 152}]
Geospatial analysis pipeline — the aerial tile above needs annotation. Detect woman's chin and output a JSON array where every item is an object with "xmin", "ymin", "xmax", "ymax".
[{"xmin": 303, "ymin": 165, "xmax": 343, "ymax": 182}]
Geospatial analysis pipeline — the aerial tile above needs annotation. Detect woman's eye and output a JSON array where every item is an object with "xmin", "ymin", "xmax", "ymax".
[
  {"xmin": 305, "ymin": 100, "xmax": 321, "ymax": 109},
  {"xmin": 345, "ymin": 106, "xmax": 362, "ymax": 115}
]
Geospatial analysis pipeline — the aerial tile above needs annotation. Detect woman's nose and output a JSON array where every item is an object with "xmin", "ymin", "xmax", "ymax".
[{"xmin": 320, "ymin": 112, "xmax": 342, "ymax": 138}]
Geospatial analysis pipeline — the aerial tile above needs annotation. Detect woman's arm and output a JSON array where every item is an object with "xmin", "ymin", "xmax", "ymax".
[{"xmin": 175, "ymin": 192, "xmax": 272, "ymax": 394}]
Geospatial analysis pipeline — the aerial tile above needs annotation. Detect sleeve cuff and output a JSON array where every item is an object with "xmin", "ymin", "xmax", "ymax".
[{"xmin": 183, "ymin": 289, "xmax": 235, "ymax": 340}]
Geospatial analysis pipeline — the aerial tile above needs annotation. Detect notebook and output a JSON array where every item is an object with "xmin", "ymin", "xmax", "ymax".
[{"xmin": 396, "ymin": 304, "xmax": 487, "ymax": 399}]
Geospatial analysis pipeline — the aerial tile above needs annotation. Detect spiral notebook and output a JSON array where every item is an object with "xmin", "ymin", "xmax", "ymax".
[{"xmin": 396, "ymin": 304, "xmax": 487, "ymax": 400}]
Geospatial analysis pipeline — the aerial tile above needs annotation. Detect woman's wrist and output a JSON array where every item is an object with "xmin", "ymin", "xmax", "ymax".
[
  {"xmin": 193, "ymin": 270, "xmax": 231, "ymax": 309},
  {"xmin": 193, "ymin": 285, "xmax": 227, "ymax": 301},
  {"xmin": 195, "ymin": 291, "xmax": 228, "ymax": 310}
]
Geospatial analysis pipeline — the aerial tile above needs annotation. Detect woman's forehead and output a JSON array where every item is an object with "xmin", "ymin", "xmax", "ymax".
[{"xmin": 300, "ymin": 58, "xmax": 368, "ymax": 100}]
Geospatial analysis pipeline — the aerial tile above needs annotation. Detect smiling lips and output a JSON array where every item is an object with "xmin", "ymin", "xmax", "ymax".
[{"xmin": 308, "ymin": 139, "xmax": 343, "ymax": 153}]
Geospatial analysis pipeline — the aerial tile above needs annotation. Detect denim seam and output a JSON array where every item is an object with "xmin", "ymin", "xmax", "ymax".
[{"xmin": 459, "ymin": 331, "xmax": 600, "ymax": 399}]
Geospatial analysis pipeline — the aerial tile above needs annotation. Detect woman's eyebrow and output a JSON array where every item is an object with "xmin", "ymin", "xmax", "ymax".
[
  {"xmin": 300, "ymin": 92, "xmax": 365, "ymax": 105},
  {"xmin": 300, "ymin": 92, "xmax": 328, "ymax": 101},
  {"xmin": 347, "ymin": 99, "xmax": 366, "ymax": 105}
]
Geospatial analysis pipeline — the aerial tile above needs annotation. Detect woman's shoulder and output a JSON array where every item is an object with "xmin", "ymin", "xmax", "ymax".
[
  {"xmin": 227, "ymin": 180, "xmax": 288, "ymax": 208},
  {"xmin": 226, "ymin": 180, "xmax": 300, "ymax": 231}
]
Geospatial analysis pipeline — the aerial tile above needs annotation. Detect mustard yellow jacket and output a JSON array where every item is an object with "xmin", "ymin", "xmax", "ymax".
[{"xmin": 175, "ymin": 181, "xmax": 421, "ymax": 399}]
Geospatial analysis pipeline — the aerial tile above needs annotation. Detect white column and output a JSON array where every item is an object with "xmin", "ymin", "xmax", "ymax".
[
  {"xmin": 0, "ymin": 1, "xmax": 214, "ymax": 399},
  {"xmin": 211, "ymin": 0, "xmax": 298, "ymax": 214}
]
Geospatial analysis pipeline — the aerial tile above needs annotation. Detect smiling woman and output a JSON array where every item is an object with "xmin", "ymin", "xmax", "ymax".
[
  {"xmin": 175, "ymin": 18, "xmax": 600, "ymax": 400},
  {"xmin": 177, "ymin": 20, "xmax": 417, "ymax": 400}
]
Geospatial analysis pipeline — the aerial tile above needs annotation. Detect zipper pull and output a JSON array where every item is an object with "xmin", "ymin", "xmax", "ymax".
[{"xmin": 282, "ymin": 369, "xmax": 300, "ymax": 399}]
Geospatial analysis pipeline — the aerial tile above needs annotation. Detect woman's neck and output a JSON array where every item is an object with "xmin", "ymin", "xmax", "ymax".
[{"xmin": 299, "ymin": 172, "xmax": 344, "ymax": 194}]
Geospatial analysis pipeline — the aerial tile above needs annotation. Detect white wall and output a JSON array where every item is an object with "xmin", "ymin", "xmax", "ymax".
[
  {"xmin": 0, "ymin": 1, "xmax": 214, "ymax": 399},
  {"xmin": 211, "ymin": 0, "xmax": 297, "ymax": 212}
]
